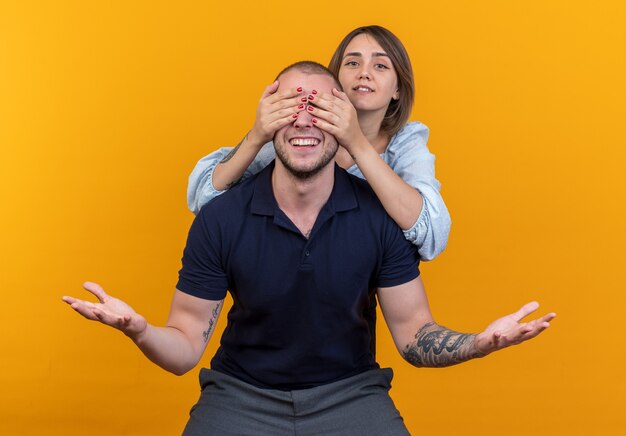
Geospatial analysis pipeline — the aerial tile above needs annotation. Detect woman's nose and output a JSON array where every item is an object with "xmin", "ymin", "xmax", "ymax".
[{"xmin": 358, "ymin": 67, "xmax": 371, "ymax": 80}]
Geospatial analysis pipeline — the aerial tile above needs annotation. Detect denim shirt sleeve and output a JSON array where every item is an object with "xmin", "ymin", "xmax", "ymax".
[
  {"xmin": 187, "ymin": 141, "xmax": 276, "ymax": 214},
  {"xmin": 384, "ymin": 122, "xmax": 451, "ymax": 260}
]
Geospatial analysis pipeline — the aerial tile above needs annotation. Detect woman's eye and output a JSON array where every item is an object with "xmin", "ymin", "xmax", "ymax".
[
  {"xmin": 375, "ymin": 63, "xmax": 390, "ymax": 70},
  {"xmin": 344, "ymin": 61, "xmax": 359, "ymax": 67}
]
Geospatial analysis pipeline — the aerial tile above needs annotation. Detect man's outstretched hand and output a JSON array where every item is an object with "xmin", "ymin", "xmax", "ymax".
[
  {"xmin": 475, "ymin": 301, "xmax": 556, "ymax": 355},
  {"xmin": 62, "ymin": 282, "xmax": 147, "ymax": 340}
]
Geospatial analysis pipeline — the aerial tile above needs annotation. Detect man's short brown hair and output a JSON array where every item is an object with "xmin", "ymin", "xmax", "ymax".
[{"xmin": 275, "ymin": 61, "xmax": 343, "ymax": 91}]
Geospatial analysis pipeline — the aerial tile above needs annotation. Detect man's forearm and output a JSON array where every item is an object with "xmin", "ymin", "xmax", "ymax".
[
  {"xmin": 402, "ymin": 322, "xmax": 486, "ymax": 367},
  {"xmin": 130, "ymin": 324, "xmax": 202, "ymax": 376},
  {"xmin": 133, "ymin": 297, "xmax": 223, "ymax": 375}
]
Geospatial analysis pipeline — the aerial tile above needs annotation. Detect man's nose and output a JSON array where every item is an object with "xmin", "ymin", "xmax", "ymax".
[{"xmin": 294, "ymin": 106, "xmax": 314, "ymax": 127}]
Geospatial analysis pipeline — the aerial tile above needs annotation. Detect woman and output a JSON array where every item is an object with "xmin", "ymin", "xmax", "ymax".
[{"xmin": 187, "ymin": 25, "xmax": 450, "ymax": 260}]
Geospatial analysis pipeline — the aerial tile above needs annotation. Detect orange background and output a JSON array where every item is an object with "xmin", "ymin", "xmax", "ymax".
[{"xmin": 1, "ymin": 1, "xmax": 625, "ymax": 434}]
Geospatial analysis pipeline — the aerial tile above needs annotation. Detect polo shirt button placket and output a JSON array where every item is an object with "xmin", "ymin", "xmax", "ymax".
[{"xmin": 300, "ymin": 248, "xmax": 312, "ymax": 267}]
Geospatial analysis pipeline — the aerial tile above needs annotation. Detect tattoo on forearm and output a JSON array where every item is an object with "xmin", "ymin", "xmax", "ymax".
[
  {"xmin": 220, "ymin": 133, "xmax": 248, "ymax": 164},
  {"xmin": 220, "ymin": 146, "xmax": 239, "ymax": 164},
  {"xmin": 202, "ymin": 302, "xmax": 222, "ymax": 343},
  {"xmin": 402, "ymin": 322, "xmax": 485, "ymax": 367},
  {"xmin": 225, "ymin": 179, "xmax": 242, "ymax": 189},
  {"xmin": 220, "ymin": 133, "xmax": 248, "ymax": 188}
]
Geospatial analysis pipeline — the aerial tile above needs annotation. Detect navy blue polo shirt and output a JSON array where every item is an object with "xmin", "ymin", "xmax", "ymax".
[{"xmin": 177, "ymin": 161, "xmax": 419, "ymax": 390}]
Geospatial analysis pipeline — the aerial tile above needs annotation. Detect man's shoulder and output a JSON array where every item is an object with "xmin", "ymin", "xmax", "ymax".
[
  {"xmin": 336, "ymin": 166, "xmax": 415, "ymax": 242},
  {"xmin": 197, "ymin": 171, "xmax": 260, "ymax": 218},
  {"xmin": 335, "ymin": 168, "xmax": 420, "ymax": 277},
  {"xmin": 338, "ymin": 167, "xmax": 385, "ymax": 210}
]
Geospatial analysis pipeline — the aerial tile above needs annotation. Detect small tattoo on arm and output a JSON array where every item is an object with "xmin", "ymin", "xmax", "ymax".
[
  {"xmin": 225, "ymin": 179, "xmax": 242, "ymax": 189},
  {"xmin": 220, "ymin": 145, "xmax": 240, "ymax": 164},
  {"xmin": 220, "ymin": 133, "xmax": 248, "ymax": 164},
  {"xmin": 202, "ymin": 301, "xmax": 222, "ymax": 343}
]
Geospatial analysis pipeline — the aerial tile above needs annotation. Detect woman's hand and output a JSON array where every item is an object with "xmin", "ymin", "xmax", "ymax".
[
  {"xmin": 249, "ymin": 81, "xmax": 305, "ymax": 144},
  {"xmin": 305, "ymin": 88, "xmax": 366, "ymax": 154}
]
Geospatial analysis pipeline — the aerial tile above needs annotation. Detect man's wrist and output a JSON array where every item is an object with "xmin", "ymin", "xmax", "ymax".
[
  {"xmin": 472, "ymin": 334, "xmax": 490, "ymax": 358},
  {"xmin": 127, "ymin": 324, "xmax": 149, "ymax": 345}
]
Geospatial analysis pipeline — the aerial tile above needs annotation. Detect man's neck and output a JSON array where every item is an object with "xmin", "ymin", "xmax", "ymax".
[{"xmin": 271, "ymin": 162, "xmax": 335, "ymax": 238}]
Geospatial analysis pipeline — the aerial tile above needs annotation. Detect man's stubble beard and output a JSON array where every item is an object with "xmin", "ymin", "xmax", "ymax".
[{"xmin": 274, "ymin": 138, "xmax": 339, "ymax": 180}]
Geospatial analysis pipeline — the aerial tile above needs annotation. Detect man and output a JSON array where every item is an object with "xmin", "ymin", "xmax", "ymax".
[{"xmin": 63, "ymin": 61, "xmax": 555, "ymax": 435}]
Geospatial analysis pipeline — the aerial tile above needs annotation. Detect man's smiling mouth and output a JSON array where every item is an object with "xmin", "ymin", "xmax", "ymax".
[{"xmin": 290, "ymin": 138, "xmax": 320, "ymax": 147}]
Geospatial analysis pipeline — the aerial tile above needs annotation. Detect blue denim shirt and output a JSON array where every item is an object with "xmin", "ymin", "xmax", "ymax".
[{"xmin": 187, "ymin": 121, "xmax": 451, "ymax": 260}]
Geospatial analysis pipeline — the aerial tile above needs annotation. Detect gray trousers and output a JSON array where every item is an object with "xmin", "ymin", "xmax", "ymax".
[{"xmin": 183, "ymin": 368, "xmax": 410, "ymax": 436}]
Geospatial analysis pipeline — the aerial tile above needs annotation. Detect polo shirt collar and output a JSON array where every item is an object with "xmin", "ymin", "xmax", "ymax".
[
  {"xmin": 330, "ymin": 163, "xmax": 359, "ymax": 213},
  {"xmin": 250, "ymin": 160, "xmax": 358, "ymax": 216}
]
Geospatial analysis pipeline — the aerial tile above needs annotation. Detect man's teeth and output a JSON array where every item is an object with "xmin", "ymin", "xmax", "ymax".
[{"xmin": 290, "ymin": 138, "xmax": 320, "ymax": 147}]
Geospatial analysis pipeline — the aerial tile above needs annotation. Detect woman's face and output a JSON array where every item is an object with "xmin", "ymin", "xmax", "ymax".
[{"xmin": 338, "ymin": 33, "xmax": 399, "ymax": 114}]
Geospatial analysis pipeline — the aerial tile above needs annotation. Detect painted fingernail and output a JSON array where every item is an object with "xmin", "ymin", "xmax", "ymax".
[
  {"xmin": 312, "ymin": 90, "xmax": 318, "ymax": 95},
  {"xmin": 298, "ymin": 104, "xmax": 305, "ymax": 110},
  {"xmin": 301, "ymin": 97, "xmax": 308, "ymax": 102},
  {"xmin": 312, "ymin": 118, "xmax": 318, "ymax": 124},
  {"xmin": 307, "ymin": 105, "xmax": 314, "ymax": 111},
  {"xmin": 308, "ymin": 95, "xmax": 314, "ymax": 100},
  {"xmin": 292, "ymin": 113, "xmax": 298, "ymax": 118},
  {"xmin": 297, "ymin": 87, "xmax": 303, "ymax": 92}
]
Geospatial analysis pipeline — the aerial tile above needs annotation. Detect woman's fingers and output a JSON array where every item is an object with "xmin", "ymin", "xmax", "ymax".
[
  {"xmin": 266, "ymin": 111, "xmax": 301, "ymax": 133},
  {"xmin": 259, "ymin": 89, "xmax": 305, "ymax": 131},
  {"xmin": 268, "ymin": 104, "xmax": 305, "ymax": 121},
  {"xmin": 309, "ymin": 116, "xmax": 338, "ymax": 136},
  {"xmin": 332, "ymin": 87, "xmax": 352, "ymax": 102},
  {"xmin": 260, "ymin": 80, "xmax": 280, "ymax": 99},
  {"xmin": 264, "ymin": 97, "xmax": 304, "ymax": 116},
  {"xmin": 253, "ymin": 87, "xmax": 304, "ymax": 140},
  {"xmin": 263, "ymin": 86, "xmax": 304, "ymax": 107},
  {"xmin": 306, "ymin": 91, "xmax": 347, "ymax": 115},
  {"xmin": 305, "ymin": 105, "xmax": 340, "ymax": 126}
]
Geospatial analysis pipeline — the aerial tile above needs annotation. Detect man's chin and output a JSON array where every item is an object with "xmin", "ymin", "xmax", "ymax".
[
  {"xmin": 284, "ymin": 164, "xmax": 324, "ymax": 180},
  {"xmin": 274, "ymin": 142, "xmax": 338, "ymax": 180}
]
